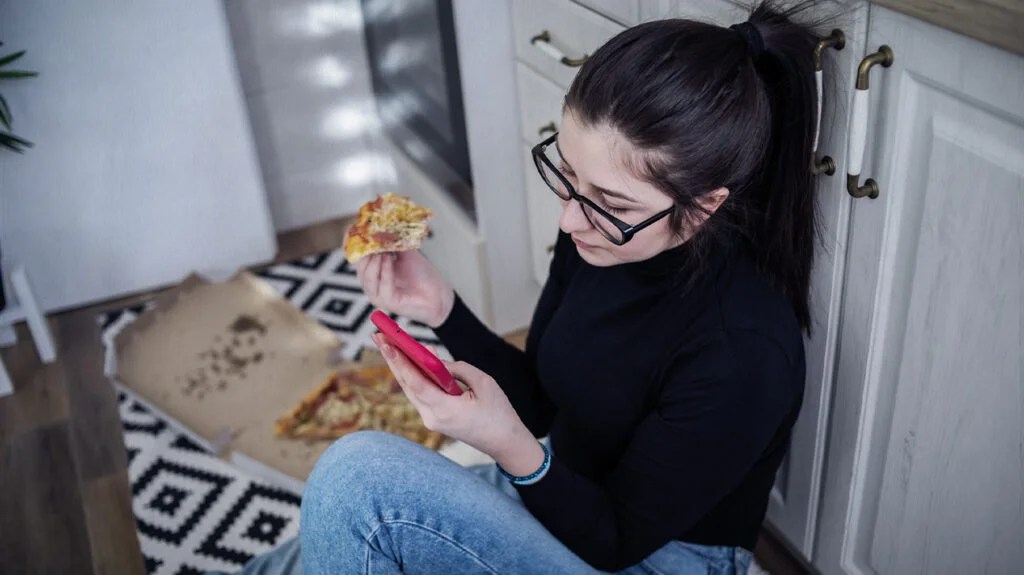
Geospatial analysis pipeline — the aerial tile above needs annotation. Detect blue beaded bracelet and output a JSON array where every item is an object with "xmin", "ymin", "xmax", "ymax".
[{"xmin": 497, "ymin": 442, "xmax": 551, "ymax": 486}]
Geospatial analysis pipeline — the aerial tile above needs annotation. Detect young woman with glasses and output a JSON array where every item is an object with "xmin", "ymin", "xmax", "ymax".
[{"xmin": 233, "ymin": 2, "xmax": 826, "ymax": 574}]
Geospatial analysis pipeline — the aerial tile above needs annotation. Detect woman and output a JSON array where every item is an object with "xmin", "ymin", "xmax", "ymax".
[{"xmin": 238, "ymin": 2, "xmax": 823, "ymax": 573}]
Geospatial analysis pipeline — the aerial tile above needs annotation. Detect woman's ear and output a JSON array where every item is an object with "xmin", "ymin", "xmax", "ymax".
[{"xmin": 698, "ymin": 187, "xmax": 730, "ymax": 215}]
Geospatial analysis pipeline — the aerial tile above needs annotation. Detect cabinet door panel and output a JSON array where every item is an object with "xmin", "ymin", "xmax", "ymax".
[
  {"xmin": 522, "ymin": 145, "xmax": 563, "ymax": 285},
  {"xmin": 816, "ymin": 8, "xmax": 1024, "ymax": 575},
  {"xmin": 515, "ymin": 62, "xmax": 566, "ymax": 145},
  {"xmin": 574, "ymin": 0, "xmax": 640, "ymax": 26}
]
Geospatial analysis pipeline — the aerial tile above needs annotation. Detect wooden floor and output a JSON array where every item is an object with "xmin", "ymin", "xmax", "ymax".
[{"xmin": 0, "ymin": 216, "xmax": 808, "ymax": 574}]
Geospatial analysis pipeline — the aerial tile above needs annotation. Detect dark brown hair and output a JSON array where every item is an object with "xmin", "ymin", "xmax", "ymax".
[{"xmin": 564, "ymin": 1, "xmax": 825, "ymax": 331}]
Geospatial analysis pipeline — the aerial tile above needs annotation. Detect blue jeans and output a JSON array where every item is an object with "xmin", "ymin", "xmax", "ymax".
[{"xmin": 229, "ymin": 431, "xmax": 752, "ymax": 574}]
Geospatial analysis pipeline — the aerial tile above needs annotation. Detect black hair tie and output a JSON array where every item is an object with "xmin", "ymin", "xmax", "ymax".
[{"xmin": 730, "ymin": 22, "xmax": 764, "ymax": 60}]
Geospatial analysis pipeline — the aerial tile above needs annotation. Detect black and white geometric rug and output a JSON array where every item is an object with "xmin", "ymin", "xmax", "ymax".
[
  {"xmin": 100, "ymin": 248, "xmax": 451, "ymax": 574},
  {"xmin": 251, "ymin": 248, "xmax": 448, "ymax": 362},
  {"xmin": 118, "ymin": 390, "xmax": 301, "ymax": 574}
]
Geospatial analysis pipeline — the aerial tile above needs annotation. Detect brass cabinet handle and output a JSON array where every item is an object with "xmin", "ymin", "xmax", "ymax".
[
  {"xmin": 539, "ymin": 122, "xmax": 557, "ymax": 136},
  {"xmin": 530, "ymin": 30, "xmax": 589, "ymax": 68},
  {"xmin": 811, "ymin": 156, "xmax": 836, "ymax": 176},
  {"xmin": 811, "ymin": 29, "xmax": 845, "ymax": 177},
  {"xmin": 847, "ymin": 46, "xmax": 894, "ymax": 199}
]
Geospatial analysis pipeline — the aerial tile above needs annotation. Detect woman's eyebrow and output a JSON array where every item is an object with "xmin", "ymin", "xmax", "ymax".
[{"xmin": 555, "ymin": 140, "xmax": 639, "ymax": 204}]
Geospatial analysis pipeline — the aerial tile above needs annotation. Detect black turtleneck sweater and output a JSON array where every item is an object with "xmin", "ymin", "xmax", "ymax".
[{"xmin": 433, "ymin": 231, "xmax": 805, "ymax": 571}]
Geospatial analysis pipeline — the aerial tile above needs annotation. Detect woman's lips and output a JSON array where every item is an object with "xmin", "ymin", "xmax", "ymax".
[{"xmin": 571, "ymin": 236, "xmax": 594, "ymax": 249}]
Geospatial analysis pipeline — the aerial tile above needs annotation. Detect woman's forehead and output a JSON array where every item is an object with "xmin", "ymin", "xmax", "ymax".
[{"xmin": 559, "ymin": 112, "xmax": 667, "ymax": 204}]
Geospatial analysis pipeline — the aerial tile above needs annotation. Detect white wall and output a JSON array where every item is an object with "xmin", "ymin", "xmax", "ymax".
[
  {"xmin": 224, "ymin": 0, "xmax": 383, "ymax": 232},
  {"xmin": 0, "ymin": 0, "xmax": 277, "ymax": 312}
]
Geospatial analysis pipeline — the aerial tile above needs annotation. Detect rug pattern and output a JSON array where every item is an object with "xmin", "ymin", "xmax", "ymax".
[{"xmin": 100, "ymin": 248, "xmax": 448, "ymax": 573}]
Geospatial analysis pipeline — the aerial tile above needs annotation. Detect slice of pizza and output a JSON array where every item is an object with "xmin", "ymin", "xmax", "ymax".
[
  {"xmin": 274, "ymin": 366, "xmax": 445, "ymax": 449},
  {"xmin": 344, "ymin": 193, "xmax": 433, "ymax": 264},
  {"xmin": 273, "ymin": 372, "xmax": 362, "ymax": 440}
]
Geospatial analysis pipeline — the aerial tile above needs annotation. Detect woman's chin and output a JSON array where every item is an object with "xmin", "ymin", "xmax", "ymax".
[{"xmin": 576, "ymin": 246, "xmax": 612, "ymax": 267}]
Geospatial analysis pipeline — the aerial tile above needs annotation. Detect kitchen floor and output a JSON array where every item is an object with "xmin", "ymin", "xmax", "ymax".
[{"xmin": 0, "ymin": 217, "xmax": 808, "ymax": 574}]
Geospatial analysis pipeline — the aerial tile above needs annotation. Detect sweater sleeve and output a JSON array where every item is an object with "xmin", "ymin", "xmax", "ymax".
[
  {"xmin": 432, "ymin": 232, "xmax": 574, "ymax": 436},
  {"xmin": 513, "ymin": 332, "xmax": 801, "ymax": 571}
]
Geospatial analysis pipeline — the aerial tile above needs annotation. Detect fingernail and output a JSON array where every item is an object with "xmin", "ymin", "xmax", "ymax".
[{"xmin": 381, "ymin": 344, "xmax": 396, "ymax": 359}]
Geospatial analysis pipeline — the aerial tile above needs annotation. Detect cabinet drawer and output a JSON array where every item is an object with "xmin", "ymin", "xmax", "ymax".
[
  {"xmin": 573, "ymin": 0, "xmax": 640, "ymax": 26},
  {"xmin": 515, "ymin": 62, "xmax": 567, "ymax": 145},
  {"xmin": 640, "ymin": 0, "xmax": 748, "ymax": 25},
  {"xmin": 511, "ymin": 0, "xmax": 625, "ymax": 90},
  {"xmin": 521, "ymin": 145, "xmax": 563, "ymax": 286}
]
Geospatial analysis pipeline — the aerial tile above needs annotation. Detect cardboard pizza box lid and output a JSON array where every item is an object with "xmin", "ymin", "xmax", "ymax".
[{"xmin": 112, "ymin": 271, "xmax": 344, "ymax": 482}]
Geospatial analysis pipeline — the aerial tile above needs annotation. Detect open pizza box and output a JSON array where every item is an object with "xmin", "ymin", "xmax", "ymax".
[{"xmin": 108, "ymin": 271, "xmax": 491, "ymax": 494}]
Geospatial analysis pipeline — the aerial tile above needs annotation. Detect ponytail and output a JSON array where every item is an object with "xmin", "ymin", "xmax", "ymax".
[{"xmin": 741, "ymin": 2, "xmax": 821, "ymax": 331}]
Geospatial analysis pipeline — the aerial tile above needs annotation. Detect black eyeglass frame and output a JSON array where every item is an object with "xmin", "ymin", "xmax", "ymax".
[{"xmin": 531, "ymin": 132, "xmax": 674, "ymax": 246}]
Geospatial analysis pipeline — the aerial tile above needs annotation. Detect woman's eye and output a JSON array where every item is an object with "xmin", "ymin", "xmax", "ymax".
[{"xmin": 604, "ymin": 204, "xmax": 629, "ymax": 215}]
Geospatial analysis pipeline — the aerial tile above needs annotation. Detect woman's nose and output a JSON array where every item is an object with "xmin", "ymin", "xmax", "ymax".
[{"xmin": 558, "ymin": 197, "xmax": 590, "ymax": 234}]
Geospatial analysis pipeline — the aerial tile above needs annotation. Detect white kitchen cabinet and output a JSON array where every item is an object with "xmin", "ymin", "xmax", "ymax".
[
  {"xmin": 815, "ymin": 7, "xmax": 1024, "ymax": 574},
  {"xmin": 511, "ymin": 0, "xmax": 624, "ymax": 91},
  {"xmin": 573, "ymin": 0, "xmax": 641, "ymax": 26},
  {"xmin": 640, "ymin": 0, "xmax": 748, "ymax": 25},
  {"xmin": 510, "ymin": 0, "xmax": 623, "ymax": 286},
  {"xmin": 522, "ymin": 143, "xmax": 564, "ymax": 285},
  {"xmin": 515, "ymin": 63, "xmax": 567, "ymax": 284}
]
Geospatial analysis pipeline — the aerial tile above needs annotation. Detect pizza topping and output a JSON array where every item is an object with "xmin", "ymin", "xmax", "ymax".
[{"xmin": 371, "ymin": 231, "xmax": 401, "ymax": 244}]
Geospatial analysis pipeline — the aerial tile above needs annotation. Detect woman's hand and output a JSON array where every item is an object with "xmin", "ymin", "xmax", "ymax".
[
  {"xmin": 371, "ymin": 334, "xmax": 545, "ymax": 476},
  {"xmin": 356, "ymin": 251, "xmax": 455, "ymax": 328}
]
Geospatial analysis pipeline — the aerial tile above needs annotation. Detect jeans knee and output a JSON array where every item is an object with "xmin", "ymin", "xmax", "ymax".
[
  {"xmin": 303, "ymin": 432, "xmax": 416, "ymax": 512},
  {"xmin": 325, "ymin": 430, "xmax": 402, "ymax": 462}
]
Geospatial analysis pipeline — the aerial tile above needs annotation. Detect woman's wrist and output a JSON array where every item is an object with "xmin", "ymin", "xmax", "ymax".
[
  {"xmin": 492, "ymin": 429, "xmax": 547, "ymax": 478},
  {"xmin": 497, "ymin": 440, "xmax": 550, "ymax": 486},
  {"xmin": 427, "ymin": 287, "xmax": 456, "ymax": 329}
]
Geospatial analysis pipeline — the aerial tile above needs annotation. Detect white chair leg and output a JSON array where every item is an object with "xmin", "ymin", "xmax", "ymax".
[
  {"xmin": 11, "ymin": 265, "xmax": 56, "ymax": 364},
  {"xmin": 0, "ymin": 356, "xmax": 12, "ymax": 397},
  {"xmin": 0, "ymin": 321, "xmax": 15, "ymax": 347}
]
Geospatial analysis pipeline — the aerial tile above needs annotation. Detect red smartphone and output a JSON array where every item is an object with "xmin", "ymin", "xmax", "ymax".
[{"xmin": 370, "ymin": 310, "xmax": 462, "ymax": 396}]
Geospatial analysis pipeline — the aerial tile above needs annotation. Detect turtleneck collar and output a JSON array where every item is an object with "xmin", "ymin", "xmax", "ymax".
[{"xmin": 617, "ymin": 230, "xmax": 738, "ymax": 285}]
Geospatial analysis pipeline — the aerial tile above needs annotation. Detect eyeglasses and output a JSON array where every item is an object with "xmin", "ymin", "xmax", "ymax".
[{"xmin": 531, "ymin": 132, "xmax": 674, "ymax": 246}]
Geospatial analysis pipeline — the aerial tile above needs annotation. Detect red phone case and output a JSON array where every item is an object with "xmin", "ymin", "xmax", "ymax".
[{"xmin": 370, "ymin": 310, "xmax": 462, "ymax": 395}]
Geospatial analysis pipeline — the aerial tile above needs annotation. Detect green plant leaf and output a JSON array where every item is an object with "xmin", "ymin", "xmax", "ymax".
[
  {"xmin": 0, "ymin": 95, "xmax": 10, "ymax": 129},
  {"xmin": 0, "ymin": 50, "xmax": 26, "ymax": 68},
  {"xmin": 0, "ymin": 70, "xmax": 38, "ymax": 79},
  {"xmin": 0, "ymin": 131, "xmax": 33, "ymax": 153}
]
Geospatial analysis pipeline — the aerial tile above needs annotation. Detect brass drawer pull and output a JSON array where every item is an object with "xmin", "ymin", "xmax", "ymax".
[
  {"xmin": 812, "ymin": 29, "xmax": 845, "ymax": 177},
  {"xmin": 847, "ymin": 46, "xmax": 894, "ymax": 199},
  {"xmin": 539, "ymin": 122, "xmax": 557, "ymax": 136},
  {"xmin": 530, "ymin": 30, "xmax": 589, "ymax": 67}
]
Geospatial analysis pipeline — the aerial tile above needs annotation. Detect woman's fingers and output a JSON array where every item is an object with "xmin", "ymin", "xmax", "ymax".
[
  {"xmin": 372, "ymin": 334, "xmax": 445, "ymax": 407},
  {"xmin": 379, "ymin": 251, "xmax": 397, "ymax": 306},
  {"xmin": 445, "ymin": 361, "xmax": 489, "ymax": 389},
  {"xmin": 363, "ymin": 255, "xmax": 382, "ymax": 301},
  {"xmin": 354, "ymin": 256, "xmax": 369, "ymax": 284}
]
